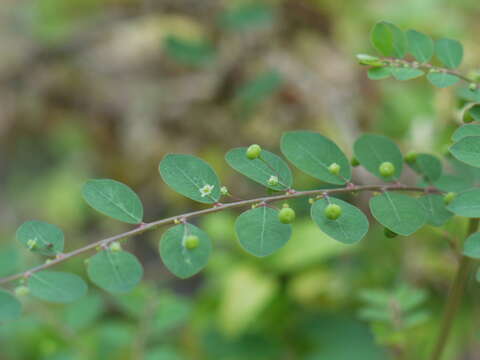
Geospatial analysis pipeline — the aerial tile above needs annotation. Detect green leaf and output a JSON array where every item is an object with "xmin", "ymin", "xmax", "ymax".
[
  {"xmin": 159, "ymin": 223, "xmax": 211, "ymax": 278},
  {"xmin": 0, "ymin": 289, "xmax": 22, "ymax": 322},
  {"xmin": 450, "ymin": 136, "xmax": 480, "ymax": 168},
  {"xmin": 391, "ymin": 67, "xmax": 424, "ymax": 81},
  {"xmin": 367, "ymin": 67, "xmax": 391, "ymax": 80},
  {"xmin": 225, "ymin": 148, "xmax": 293, "ymax": 191},
  {"xmin": 418, "ymin": 194, "xmax": 453, "ymax": 226},
  {"xmin": 429, "ymin": 174, "xmax": 473, "ymax": 193},
  {"xmin": 281, "ymin": 131, "xmax": 351, "ymax": 185},
  {"xmin": 467, "ymin": 104, "xmax": 480, "ymax": 122},
  {"xmin": 435, "ymin": 38, "xmax": 463, "ymax": 69},
  {"xmin": 426, "ymin": 72, "xmax": 460, "ymax": 88},
  {"xmin": 452, "ymin": 124, "xmax": 480, "ymax": 142},
  {"xmin": 457, "ymin": 87, "xmax": 480, "ymax": 102},
  {"xmin": 16, "ymin": 220, "xmax": 64, "ymax": 256},
  {"xmin": 409, "ymin": 153, "xmax": 442, "ymax": 181},
  {"xmin": 447, "ymin": 188, "xmax": 480, "ymax": 217},
  {"xmin": 406, "ymin": 29, "xmax": 433, "ymax": 63},
  {"xmin": 159, "ymin": 154, "xmax": 221, "ymax": 204},
  {"xmin": 28, "ymin": 271, "xmax": 88, "ymax": 303},
  {"xmin": 87, "ymin": 250, "xmax": 143, "ymax": 294},
  {"xmin": 163, "ymin": 36, "xmax": 215, "ymax": 67},
  {"xmin": 463, "ymin": 232, "xmax": 480, "ymax": 259},
  {"xmin": 353, "ymin": 134, "xmax": 403, "ymax": 181},
  {"xmin": 370, "ymin": 21, "xmax": 406, "ymax": 58},
  {"xmin": 311, "ymin": 197, "xmax": 369, "ymax": 244},
  {"xmin": 220, "ymin": 2, "xmax": 274, "ymax": 31},
  {"xmin": 82, "ymin": 179, "xmax": 144, "ymax": 224},
  {"xmin": 369, "ymin": 192, "xmax": 426, "ymax": 236},
  {"xmin": 235, "ymin": 206, "xmax": 292, "ymax": 257}
]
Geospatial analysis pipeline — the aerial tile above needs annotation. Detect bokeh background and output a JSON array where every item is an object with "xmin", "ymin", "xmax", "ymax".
[{"xmin": 1, "ymin": 0, "xmax": 480, "ymax": 359}]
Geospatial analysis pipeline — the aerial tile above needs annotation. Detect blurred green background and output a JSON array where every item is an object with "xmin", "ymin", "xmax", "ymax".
[{"xmin": 1, "ymin": 0, "xmax": 480, "ymax": 359}]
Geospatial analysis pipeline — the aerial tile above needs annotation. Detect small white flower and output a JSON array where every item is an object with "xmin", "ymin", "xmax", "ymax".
[
  {"xmin": 200, "ymin": 184, "xmax": 215, "ymax": 197},
  {"xmin": 267, "ymin": 175, "xmax": 279, "ymax": 186},
  {"xmin": 220, "ymin": 186, "xmax": 229, "ymax": 196},
  {"xmin": 26, "ymin": 239, "xmax": 37, "ymax": 249}
]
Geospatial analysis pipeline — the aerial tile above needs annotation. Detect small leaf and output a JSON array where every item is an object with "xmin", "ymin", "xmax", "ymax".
[
  {"xmin": 82, "ymin": 179, "xmax": 144, "ymax": 224},
  {"xmin": 367, "ymin": 67, "xmax": 391, "ymax": 80},
  {"xmin": 447, "ymin": 188, "xmax": 480, "ymax": 217},
  {"xmin": 28, "ymin": 271, "xmax": 88, "ymax": 303},
  {"xmin": 281, "ymin": 131, "xmax": 351, "ymax": 185},
  {"xmin": 463, "ymin": 232, "xmax": 480, "ymax": 259},
  {"xmin": 371, "ymin": 21, "xmax": 406, "ymax": 58},
  {"xmin": 225, "ymin": 148, "xmax": 293, "ymax": 191},
  {"xmin": 452, "ymin": 124, "xmax": 480, "ymax": 142},
  {"xmin": 418, "ymin": 194, "xmax": 453, "ymax": 227},
  {"xmin": 235, "ymin": 206, "xmax": 292, "ymax": 257},
  {"xmin": 16, "ymin": 220, "xmax": 64, "ymax": 256},
  {"xmin": 159, "ymin": 154, "xmax": 221, "ymax": 204},
  {"xmin": 429, "ymin": 174, "xmax": 473, "ymax": 193},
  {"xmin": 159, "ymin": 223, "xmax": 211, "ymax": 278},
  {"xmin": 406, "ymin": 29, "xmax": 433, "ymax": 63},
  {"xmin": 220, "ymin": 2, "xmax": 274, "ymax": 31},
  {"xmin": 427, "ymin": 72, "xmax": 460, "ymax": 88},
  {"xmin": 457, "ymin": 87, "xmax": 480, "ymax": 102},
  {"xmin": 0, "ymin": 289, "xmax": 22, "ymax": 322},
  {"xmin": 450, "ymin": 136, "xmax": 480, "ymax": 168},
  {"xmin": 87, "ymin": 250, "xmax": 143, "ymax": 294},
  {"xmin": 163, "ymin": 36, "xmax": 215, "ymax": 67},
  {"xmin": 353, "ymin": 134, "xmax": 403, "ymax": 181},
  {"xmin": 311, "ymin": 197, "xmax": 369, "ymax": 244},
  {"xmin": 369, "ymin": 192, "xmax": 426, "ymax": 236},
  {"xmin": 409, "ymin": 153, "xmax": 442, "ymax": 181},
  {"xmin": 435, "ymin": 38, "xmax": 463, "ymax": 69},
  {"xmin": 391, "ymin": 67, "xmax": 424, "ymax": 81}
]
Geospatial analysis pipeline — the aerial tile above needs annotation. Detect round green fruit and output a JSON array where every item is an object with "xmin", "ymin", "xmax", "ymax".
[
  {"xmin": 246, "ymin": 144, "xmax": 262, "ymax": 160},
  {"xmin": 443, "ymin": 192, "xmax": 457, "ymax": 205},
  {"xmin": 278, "ymin": 207, "xmax": 296, "ymax": 224},
  {"xmin": 324, "ymin": 203, "xmax": 342, "ymax": 220},
  {"xmin": 379, "ymin": 161, "xmax": 395, "ymax": 177},
  {"xmin": 328, "ymin": 162, "xmax": 341, "ymax": 176},
  {"xmin": 404, "ymin": 151, "xmax": 417, "ymax": 164},
  {"xmin": 184, "ymin": 235, "xmax": 200, "ymax": 250}
]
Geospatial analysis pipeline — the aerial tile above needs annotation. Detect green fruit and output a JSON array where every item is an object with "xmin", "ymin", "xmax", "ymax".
[
  {"xmin": 384, "ymin": 228, "xmax": 398, "ymax": 238},
  {"xmin": 246, "ymin": 144, "xmax": 262, "ymax": 160},
  {"xmin": 15, "ymin": 285, "xmax": 30, "ymax": 297},
  {"xmin": 278, "ymin": 207, "xmax": 296, "ymax": 224},
  {"xmin": 328, "ymin": 162, "xmax": 341, "ymax": 176},
  {"xmin": 184, "ymin": 235, "xmax": 200, "ymax": 250},
  {"xmin": 351, "ymin": 156, "xmax": 360, "ymax": 167},
  {"xmin": 404, "ymin": 151, "xmax": 418, "ymax": 164},
  {"xmin": 379, "ymin": 161, "xmax": 395, "ymax": 177},
  {"xmin": 443, "ymin": 192, "xmax": 457, "ymax": 205},
  {"xmin": 324, "ymin": 203, "xmax": 342, "ymax": 220}
]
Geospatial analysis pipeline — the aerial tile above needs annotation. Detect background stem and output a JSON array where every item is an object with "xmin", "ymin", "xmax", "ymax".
[{"xmin": 429, "ymin": 218, "xmax": 479, "ymax": 360}]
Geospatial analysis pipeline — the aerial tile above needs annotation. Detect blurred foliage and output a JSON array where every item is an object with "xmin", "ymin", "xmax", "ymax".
[{"xmin": 1, "ymin": 0, "xmax": 480, "ymax": 359}]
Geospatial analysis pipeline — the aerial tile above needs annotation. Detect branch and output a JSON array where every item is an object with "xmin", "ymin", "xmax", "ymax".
[{"xmin": 0, "ymin": 183, "xmax": 438, "ymax": 285}]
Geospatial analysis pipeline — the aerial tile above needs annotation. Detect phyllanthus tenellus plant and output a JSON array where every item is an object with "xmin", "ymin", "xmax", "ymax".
[{"xmin": 1, "ymin": 20, "xmax": 480, "ymax": 360}]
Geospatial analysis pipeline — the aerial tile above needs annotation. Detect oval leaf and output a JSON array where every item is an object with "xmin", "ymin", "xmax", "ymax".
[
  {"xmin": 225, "ymin": 148, "xmax": 293, "ymax": 191},
  {"xmin": 391, "ymin": 67, "xmax": 424, "ymax": 81},
  {"xmin": 87, "ymin": 250, "xmax": 143, "ymax": 294},
  {"xmin": 418, "ymin": 194, "xmax": 453, "ymax": 227},
  {"xmin": 354, "ymin": 134, "xmax": 403, "ymax": 181},
  {"xmin": 371, "ymin": 21, "xmax": 406, "ymax": 58},
  {"xmin": 159, "ymin": 223, "xmax": 211, "ymax": 278},
  {"xmin": 435, "ymin": 38, "xmax": 463, "ymax": 69},
  {"xmin": 447, "ymin": 188, "xmax": 480, "ymax": 217},
  {"xmin": 450, "ymin": 136, "xmax": 480, "ymax": 168},
  {"xmin": 311, "ymin": 197, "xmax": 369, "ymax": 244},
  {"xmin": 281, "ymin": 131, "xmax": 351, "ymax": 185},
  {"xmin": 406, "ymin": 29, "xmax": 433, "ymax": 63},
  {"xmin": 0, "ymin": 290, "xmax": 22, "ymax": 322},
  {"xmin": 428, "ymin": 174, "xmax": 473, "ymax": 193},
  {"xmin": 82, "ymin": 179, "xmax": 144, "ymax": 224},
  {"xmin": 369, "ymin": 192, "xmax": 426, "ymax": 236},
  {"xmin": 451, "ymin": 124, "xmax": 480, "ymax": 142},
  {"xmin": 159, "ymin": 154, "xmax": 221, "ymax": 204},
  {"xmin": 16, "ymin": 220, "xmax": 64, "ymax": 256},
  {"xmin": 29, "ymin": 271, "xmax": 88, "ymax": 303},
  {"xmin": 368, "ymin": 67, "xmax": 391, "ymax": 80},
  {"xmin": 409, "ymin": 153, "xmax": 442, "ymax": 181},
  {"xmin": 427, "ymin": 72, "xmax": 460, "ymax": 88},
  {"xmin": 235, "ymin": 206, "xmax": 292, "ymax": 257},
  {"xmin": 463, "ymin": 232, "xmax": 480, "ymax": 259}
]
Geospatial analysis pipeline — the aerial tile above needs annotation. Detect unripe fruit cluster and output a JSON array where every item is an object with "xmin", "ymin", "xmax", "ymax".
[
  {"xmin": 324, "ymin": 203, "xmax": 342, "ymax": 220},
  {"xmin": 246, "ymin": 144, "xmax": 262, "ymax": 160},
  {"xmin": 279, "ymin": 205, "xmax": 295, "ymax": 224},
  {"xmin": 379, "ymin": 161, "xmax": 395, "ymax": 177}
]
